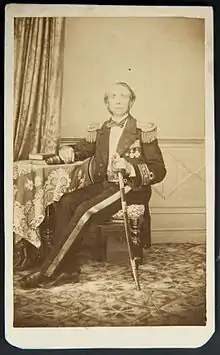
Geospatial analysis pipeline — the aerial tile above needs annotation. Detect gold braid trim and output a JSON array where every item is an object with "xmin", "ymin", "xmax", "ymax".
[
  {"xmin": 85, "ymin": 122, "xmax": 102, "ymax": 143},
  {"xmin": 137, "ymin": 163, "xmax": 154, "ymax": 185},
  {"xmin": 138, "ymin": 122, "xmax": 157, "ymax": 144}
]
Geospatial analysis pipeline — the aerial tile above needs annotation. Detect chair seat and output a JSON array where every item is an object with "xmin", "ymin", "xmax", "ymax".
[{"xmin": 111, "ymin": 204, "xmax": 145, "ymax": 220}]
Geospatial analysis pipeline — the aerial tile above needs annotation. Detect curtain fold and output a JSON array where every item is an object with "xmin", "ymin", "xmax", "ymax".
[{"xmin": 14, "ymin": 17, "xmax": 65, "ymax": 161}]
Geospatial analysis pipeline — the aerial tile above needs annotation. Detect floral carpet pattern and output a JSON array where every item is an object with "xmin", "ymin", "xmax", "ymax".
[{"xmin": 14, "ymin": 243, "xmax": 206, "ymax": 327}]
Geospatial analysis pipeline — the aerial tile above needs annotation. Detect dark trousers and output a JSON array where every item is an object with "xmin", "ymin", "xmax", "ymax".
[{"xmin": 40, "ymin": 181, "xmax": 152, "ymax": 279}]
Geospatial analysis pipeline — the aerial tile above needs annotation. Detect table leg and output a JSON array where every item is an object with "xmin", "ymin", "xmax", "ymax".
[
  {"xmin": 14, "ymin": 237, "xmax": 41, "ymax": 270},
  {"xmin": 40, "ymin": 205, "xmax": 54, "ymax": 260}
]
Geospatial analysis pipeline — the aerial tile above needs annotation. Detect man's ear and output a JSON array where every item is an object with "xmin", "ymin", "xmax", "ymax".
[
  {"xmin": 129, "ymin": 100, "xmax": 134, "ymax": 110},
  {"xmin": 105, "ymin": 100, "xmax": 111, "ymax": 111},
  {"xmin": 104, "ymin": 98, "xmax": 108, "ymax": 106}
]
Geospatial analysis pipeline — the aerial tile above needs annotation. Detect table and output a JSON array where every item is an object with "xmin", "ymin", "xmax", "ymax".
[{"xmin": 13, "ymin": 159, "xmax": 92, "ymax": 249}]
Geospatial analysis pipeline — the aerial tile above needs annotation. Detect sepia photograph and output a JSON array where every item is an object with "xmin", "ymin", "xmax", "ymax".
[{"xmin": 5, "ymin": 4, "xmax": 214, "ymax": 349}]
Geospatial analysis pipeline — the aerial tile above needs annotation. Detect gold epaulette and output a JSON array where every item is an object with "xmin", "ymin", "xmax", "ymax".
[
  {"xmin": 138, "ymin": 122, "xmax": 157, "ymax": 143},
  {"xmin": 85, "ymin": 122, "xmax": 102, "ymax": 143}
]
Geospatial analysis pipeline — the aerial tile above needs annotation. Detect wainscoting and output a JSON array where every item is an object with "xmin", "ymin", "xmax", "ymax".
[
  {"xmin": 60, "ymin": 137, "xmax": 206, "ymax": 243},
  {"xmin": 150, "ymin": 137, "xmax": 206, "ymax": 243}
]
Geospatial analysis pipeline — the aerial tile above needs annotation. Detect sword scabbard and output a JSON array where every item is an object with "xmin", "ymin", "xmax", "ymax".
[{"xmin": 118, "ymin": 171, "xmax": 141, "ymax": 291}]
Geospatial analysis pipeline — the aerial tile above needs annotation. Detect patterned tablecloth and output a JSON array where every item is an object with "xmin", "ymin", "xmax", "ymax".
[{"xmin": 13, "ymin": 159, "xmax": 92, "ymax": 248}]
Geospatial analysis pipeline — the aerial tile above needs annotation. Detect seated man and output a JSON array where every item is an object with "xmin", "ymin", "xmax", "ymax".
[{"xmin": 21, "ymin": 81, "xmax": 167, "ymax": 288}]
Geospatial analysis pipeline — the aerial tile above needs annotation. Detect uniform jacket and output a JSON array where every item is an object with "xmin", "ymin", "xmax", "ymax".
[{"xmin": 73, "ymin": 115, "xmax": 167, "ymax": 192}]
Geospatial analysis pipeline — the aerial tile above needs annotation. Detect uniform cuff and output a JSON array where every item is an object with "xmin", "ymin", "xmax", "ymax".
[{"xmin": 137, "ymin": 163, "xmax": 154, "ymax": 185}]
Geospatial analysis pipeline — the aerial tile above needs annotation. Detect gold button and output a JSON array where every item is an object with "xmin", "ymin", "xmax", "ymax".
[{"xmin": 149, "ymin": 172, "xmax": 154, "ymax": 180}]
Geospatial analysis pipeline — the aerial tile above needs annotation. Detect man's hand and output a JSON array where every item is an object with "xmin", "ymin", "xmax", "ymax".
[
  {"xmin": 58, "ymin": 146, "xmax": 75, "ymax": 164},
  {"xmin": 112, "ymin": 155, "xmax": 135, "ymax": 176}
]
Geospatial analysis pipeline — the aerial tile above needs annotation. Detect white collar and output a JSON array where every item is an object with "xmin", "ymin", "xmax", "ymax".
[{"xmin": 110, "ymin": 113, "xmax": 129, "ymax": 122}]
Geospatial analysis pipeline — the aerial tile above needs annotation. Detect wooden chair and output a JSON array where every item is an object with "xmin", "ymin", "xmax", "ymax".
[
  {"xmin": 38, "ymin": 204, "xmax": 146, "ymax": 267},
  {"xmin": 94, "ymin": 204, "xmax": 145, "ymax": 263}
]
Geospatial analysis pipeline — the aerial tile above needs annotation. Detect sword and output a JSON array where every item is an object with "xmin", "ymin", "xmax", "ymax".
[{"xmin": 118, "ymin": 170, "xmax": 141, "ymax": 291}]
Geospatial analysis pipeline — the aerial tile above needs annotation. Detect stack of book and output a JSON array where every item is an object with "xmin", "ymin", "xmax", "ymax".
[{"xmin": 28, "ymin": 153, "xmax": 63, "ymax": 165}]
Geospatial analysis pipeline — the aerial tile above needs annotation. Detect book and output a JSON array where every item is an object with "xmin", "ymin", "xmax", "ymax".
[
  {"xmin": 45, "ymin": 155, "xmax": 64, "ymax": 165},
  {"xmin": 30, "ymin": 160, "xmax": 47, "ymax": 166},
  {"xmin": 28, "ymin": 153, "xmax": 78, "ymax": 165},
  {"xmin": 28, "ymin": 153, "xmax": 57, "ymax": 161}
]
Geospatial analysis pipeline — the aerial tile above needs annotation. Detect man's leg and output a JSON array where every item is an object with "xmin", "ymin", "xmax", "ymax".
[
  {"xmin": 39, "ymin": 183, "xmax": 104, "ymax": 262},
  {"xmin": 51, "ymin": 182, "xmax": 105, "ymax": 243},
  {"xmin": 91, "ymin": 188, "xmax": 152, "ymax": 262},
  {"xmin": 20, "ymin": 182, "xmax": 132, "ymax": 288},
  {"xmin": 139, "ymin": 205, "xmax": 151, "ymax": 249}
]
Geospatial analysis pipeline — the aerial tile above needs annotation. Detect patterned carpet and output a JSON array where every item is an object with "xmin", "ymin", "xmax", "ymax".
[{"xmin": 14, "ymin": 243, "xmax": 206, "ymax": 327}]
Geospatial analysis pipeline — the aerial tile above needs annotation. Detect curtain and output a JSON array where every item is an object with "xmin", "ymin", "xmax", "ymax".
[{"xmin": 14, "ymin": 17, "xmax": 65, "ymax": 161}]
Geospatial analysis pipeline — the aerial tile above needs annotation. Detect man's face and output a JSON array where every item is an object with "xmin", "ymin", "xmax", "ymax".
[{"xmin": 105, "ymin": 84, "xmax": 133, "ymax": 118}]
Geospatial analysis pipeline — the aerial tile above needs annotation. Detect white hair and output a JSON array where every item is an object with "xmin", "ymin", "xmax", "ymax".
[{"xmin": 104, "ymin": 81, "xmax": 136, "ymax": 103}]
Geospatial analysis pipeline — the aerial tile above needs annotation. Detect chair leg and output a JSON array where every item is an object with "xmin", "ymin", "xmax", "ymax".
[
  {"xmin": 130, "ymin": 217, "xmax": 144, "ymax": 264},
  {"xmin": 95, "ymin": 226, "xmax": 107, "ymax": 262}
]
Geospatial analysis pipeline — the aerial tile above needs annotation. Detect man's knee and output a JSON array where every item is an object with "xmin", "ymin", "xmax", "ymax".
[
  {"xmin": 56, "ymin": 193, "xmax": 76, "ymax": 213},
  {"xmin": 74, "ymin": 199, "xmax": 93, "ymax": 220}
]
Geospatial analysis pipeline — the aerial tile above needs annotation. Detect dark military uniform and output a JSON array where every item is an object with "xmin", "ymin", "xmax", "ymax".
[{"xmin": 21, "ymin": 115, "xmax": 166, "ymax": 288}]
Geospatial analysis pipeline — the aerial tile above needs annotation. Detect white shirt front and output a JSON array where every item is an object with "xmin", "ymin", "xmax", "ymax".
[
  {"xmin": 107, "ymin": 116, "xmax": 135, "ymax": 179},
  {"xmin": 108, "ymin": 124, "xmax": 125, "ymax": 166}
]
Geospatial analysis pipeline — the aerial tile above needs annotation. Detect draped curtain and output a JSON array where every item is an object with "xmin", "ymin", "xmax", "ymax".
[{"xmin": 14, "ymin": 17, "xmax": 65, "ymax": 161}]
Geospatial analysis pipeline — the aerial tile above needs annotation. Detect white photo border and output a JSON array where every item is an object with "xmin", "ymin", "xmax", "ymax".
[{"xmin": 4, "ymin": 4, "xmax": 215, "ymax": 349}]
